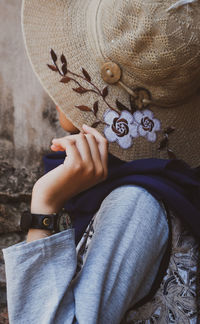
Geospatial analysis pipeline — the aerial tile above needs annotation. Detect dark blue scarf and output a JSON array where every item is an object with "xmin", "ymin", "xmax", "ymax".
[{"xmin": 43, "ymin": 152, "xmax": 200, "ymax": 245}]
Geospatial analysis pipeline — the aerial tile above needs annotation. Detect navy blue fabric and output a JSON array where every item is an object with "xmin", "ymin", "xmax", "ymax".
[{"xmin": 43, "ymin": 152, "xmax": 200, "ymax": 245}]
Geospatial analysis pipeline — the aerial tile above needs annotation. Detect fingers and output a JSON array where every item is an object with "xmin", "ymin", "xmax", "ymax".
[
  {"xmin": 51, "ymin": 144, "xmax": 65, "ymax": 151},
  {"xmin": 52, "ymin": 137, "xmax": 82, "ymax": 165},
  {"xmin": 51, "ymin": 124, "xmax": 109, "ymax": 179},
  {"xmin": 84, "ymin": 133, "xmax": 101, "ymax": 162},
  {"xmin": 82, "ymin": 124, "xmax": 109, "ymax": 178},
  {"xmin": 52, "ymin": 133, "xmax": 93, "ymax": 163},
  {"xmin": 72, "ymin": 133, "xmax": 93, "ymax": 163},
  {"xmin": 84, "ymin": 133, "xmax": 103, "ymax": 176}
]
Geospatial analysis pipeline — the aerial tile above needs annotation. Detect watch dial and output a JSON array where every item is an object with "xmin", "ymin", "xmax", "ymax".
[{"xmin": 58, "ymin": 213, "xmax": 72, "ymax": 232}]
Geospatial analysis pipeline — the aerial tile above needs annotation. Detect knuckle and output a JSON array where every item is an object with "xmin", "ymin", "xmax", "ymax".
[
  {"xmin": 73, "ymin": 162, "xmax": 83, "ymax": 172},
  {"xmin": 86, "ymin": 163, "xmax": 95, "ymax": 175},
  {"xmin": 96, "ymin": 167, "xmax": 104, "ymax": 179},
  {"xmin": 78, "ymin": 133, "xmax": 85, "ymax": 140}
]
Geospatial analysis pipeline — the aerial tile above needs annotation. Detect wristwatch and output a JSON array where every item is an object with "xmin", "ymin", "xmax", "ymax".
[{"xmin": 20, "ymin": 209, "xmax": 72, "ymax": 234}]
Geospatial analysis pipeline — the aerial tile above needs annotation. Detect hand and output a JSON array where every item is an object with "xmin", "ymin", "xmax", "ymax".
[{"xmin": 31, "ymin": 124, "xmax": 109, "ymax": 214}]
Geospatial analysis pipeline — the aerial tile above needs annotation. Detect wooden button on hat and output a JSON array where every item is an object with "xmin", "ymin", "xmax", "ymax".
[{"xmin": 101, "ymin": 62, "xmax": 121, "ymax": 84}]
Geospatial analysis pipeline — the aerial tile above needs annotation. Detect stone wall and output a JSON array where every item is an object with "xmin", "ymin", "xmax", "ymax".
[{"xmin": 0, "ymin": 1, "xmax": 65, "ymax": 321}]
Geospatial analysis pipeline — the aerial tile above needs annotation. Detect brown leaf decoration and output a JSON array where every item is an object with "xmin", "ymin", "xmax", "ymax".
[
  {"xmin": 167, "ymin": 148, "xmax": 176, "ymax": 159},
  {"xmin": 73, "ymin": 87, "xmax": 88, "ymax": 94},
  {"xmin": 47, "ymin": 64, "xmax": 58, "ymax": 72},
  {"xmin": 93, "ymin": 101, "xmax": 99, "ymax": 116},
  {"xmin": 164, "ymin": 127, "xmax": 175, "ymax": 135},
  {"xmin": 92, "ymin": 121, "xmax": 101, "ymax": 128},
  {"xmin": 50, "ymin": 49, "xmax": 57, "ymax": 63},
  {"xmin": 158, "ymin": 136, "xmax": 168, "ymax": 150},
  {"xmin": 75, "ymin": 105, "xmax": 92, "ymax": 112},
  {"xmin": 60, "ymin": 54, "xmax": 67, "ymax": 65},
  {"xmin": 116, "ymin": 99, "xmax": 130, "ymax": 112},
  {"xmin": 60, "ymin": 76, "xmax": 71, "ymax": 83},
  {"xmin": 91, "ymin": 120, "xmax": 101, "ymax": 128},
  {"xmin": 62, "ymin": 63, "xmax": 67, "ymax": 76},
  {"xmin": 82, "ymin": 68, "xmax": 91, "ymax": 82},
  {"xmin": 102, "ymin": 86, "xmax": 108, "ymax": 98}
]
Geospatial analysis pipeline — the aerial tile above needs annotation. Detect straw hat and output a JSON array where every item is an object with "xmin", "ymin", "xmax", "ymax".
[{"xmin": 21, "ymin": 0, "xmax": 200, "ymax": 167}]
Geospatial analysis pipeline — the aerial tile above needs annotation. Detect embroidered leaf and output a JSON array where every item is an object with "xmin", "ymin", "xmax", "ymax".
[
  {"xmin": 60, "ymin": 76, "xmax": 71, "ymax": 83},
  {"xmin": 116, "ymin": 99, "xmax": 130, "ymax": 112},
  {"xmin": 75, "ymin": 105, "xmax": 92, "ymax": 112},
  {"xmin": 164, "ymin": 127, "xmax": 175, "ymax": 135},
  {"xmin": 102, "ymin": 86, "xmax": 108, "ymax": 98},
  {"xmin": 158, "ymin": 136, "xmax": 168, "ymax": 150},
  {"xmin": 47, "ymin": 64, "xmax": 58, "ymax": 72},
  {"xmin": 50, "ymin": 49, "xmax": 57, "ymax": 63},
  {"xmin": 60, "ymin": 54, "xmax": 67, "ymax": 65},
  {"xmin": 73, "ymin": 87, "xmax": 88, "ymax": 94},
  {"xmin": 93, "ymin": 101, "xmax": 99, "ymax": 116},
  {"xmin": 92, "ymin": 121, "xmax": 101, "ymax": 128},
  {"xmin": 62, "ymin": 63, "xmax": 67, "ymax": 76},
  {"xmin": 82, "ymin": 68, "xmax": 91, "ymax": 82},
  {"xmin": 167, "ymin": 148, "xmax": 176, "ymax": 159}
]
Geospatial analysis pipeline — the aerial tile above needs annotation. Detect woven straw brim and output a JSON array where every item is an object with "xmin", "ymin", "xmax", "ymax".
[{"xmin": 22, "ymin": 0, "xmax": 200, "ymax": 167}]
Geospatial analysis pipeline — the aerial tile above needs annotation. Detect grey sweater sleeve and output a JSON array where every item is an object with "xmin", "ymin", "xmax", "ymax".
[{"xmin": 2, "ymin": 185, "xmax": 169, "ymax": 324}]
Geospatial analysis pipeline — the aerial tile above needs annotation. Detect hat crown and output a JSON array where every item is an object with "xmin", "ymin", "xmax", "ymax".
[{"xmin": 96, "ymin": 0, "xmax": 200, "ymax": 105}]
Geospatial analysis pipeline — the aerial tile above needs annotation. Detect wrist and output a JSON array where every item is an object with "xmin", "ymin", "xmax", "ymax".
[
  {"xmin": 31, "ymin": 201, "xmax": 60, "ymax": 215},
  {"xmin": 26, "ymin": 228, "xmax": 53, "ymax": 243},
  {"xmin": 31, "ymin": 166, "xmax": 72, "ymax": 213}
]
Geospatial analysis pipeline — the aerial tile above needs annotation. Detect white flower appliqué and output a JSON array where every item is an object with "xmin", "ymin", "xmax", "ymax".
[
  {"xmin": 133, "ymin": 109, "xmax": 161, "ymax": 142},
  {"xmin": 103, "ymin": 109, "xmax": 138, "ymax": 149}
]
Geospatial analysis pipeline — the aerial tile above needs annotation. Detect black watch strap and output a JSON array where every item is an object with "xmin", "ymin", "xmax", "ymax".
[
  {"xmin": 30, "ymin": 213, "xmax": 59, "ymax": 232},
  {"xmin": 20, "ymin": 210, "xmax": 72, "ymax": 233},
  {"xmin": 20, "ymin": 213, "xmax": 60, "ymax": 233}
]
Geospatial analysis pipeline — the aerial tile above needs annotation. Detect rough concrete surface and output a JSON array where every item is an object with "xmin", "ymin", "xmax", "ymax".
[{"xmin": 0, "ymin": 0, "xmax": 66, "ymax": 321}]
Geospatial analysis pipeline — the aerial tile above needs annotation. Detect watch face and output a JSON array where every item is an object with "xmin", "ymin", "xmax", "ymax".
[{"xmin": 58, "ymin": 212, "xmax": 72, "ymax": 232}]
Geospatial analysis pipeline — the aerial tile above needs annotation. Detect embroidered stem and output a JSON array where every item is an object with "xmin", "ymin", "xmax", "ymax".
[
  {"xmin": 91, "ymin": 120, "xmax": 110, "ymax": 128},
  {"xmin": 101, "ymin": 121, "xmax": 110, "ymax": 126},
  {"xmin": 67, "ymin": 69, "xmax": 118, "ymax": 113},
  {"xmin": 54, "ymin": 62, "xmax": 63, "ymax": 76},
  {"xmin": 68, "ymin": 76, "xmax": 99, "ymax": 95}
]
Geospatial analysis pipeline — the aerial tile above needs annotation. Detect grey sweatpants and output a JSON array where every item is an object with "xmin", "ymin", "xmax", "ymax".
[{"xmin": 2, "ymin": 185, "xmax": 169, "ymax": 324}]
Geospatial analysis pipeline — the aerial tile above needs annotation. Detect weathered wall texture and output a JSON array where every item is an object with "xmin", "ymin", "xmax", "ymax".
[{"xmin": 0, "ymin": 1, "xmax": 65, "ymax": 320}]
